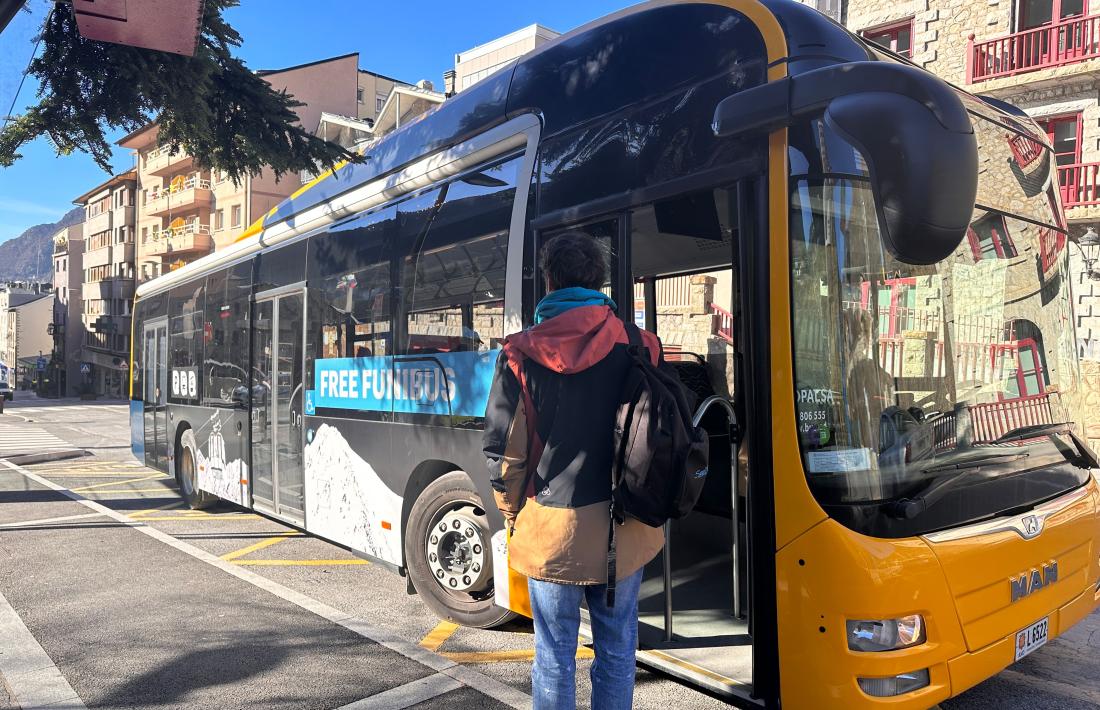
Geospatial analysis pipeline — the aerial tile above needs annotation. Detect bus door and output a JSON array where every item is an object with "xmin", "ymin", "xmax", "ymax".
[
  {"xmin": 554, "ymin": 184, "xmax": 750, "ymax": 695},
  {"xmin": 251, "ymin": 285, "xmax": 307, "ymax": 523},
  {"xmin": 142, "ymin": 318, "xmax": 169, "ymax": 469}
]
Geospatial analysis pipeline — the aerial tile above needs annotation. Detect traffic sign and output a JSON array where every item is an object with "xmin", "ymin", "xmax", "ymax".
[
  {"xmin": 80, "ymin": 362, "xmax": 92, "ymax": 375},
  {"xmin": 36, "ymin": 357, "xmax": 47, "ymax": 371}
]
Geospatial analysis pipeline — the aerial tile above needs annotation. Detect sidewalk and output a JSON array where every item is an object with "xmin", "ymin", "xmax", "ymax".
[{"xmin": 0, "ymin": 462, "xmax": 521, "ymax": 710}]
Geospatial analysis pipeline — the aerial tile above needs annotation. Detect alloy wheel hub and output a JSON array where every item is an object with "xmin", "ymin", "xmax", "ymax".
[{"xmin": 426, "ymin": 508, "xmax": 490, "ymax": 593}]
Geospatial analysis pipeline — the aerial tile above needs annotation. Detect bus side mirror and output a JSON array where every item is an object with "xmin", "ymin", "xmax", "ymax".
[
  {"xmin": 713, "ymin": 61, "xmax": 980, "ymax": 265},
  {"xmin": 823, "ymin": 92, "xmax": 978, "ymax": 265}
]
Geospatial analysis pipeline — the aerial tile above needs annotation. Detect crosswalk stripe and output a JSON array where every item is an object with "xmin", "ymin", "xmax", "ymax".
[{"xmin": 0, "ymin": 427, "xmax": 75, "ymax": 455}]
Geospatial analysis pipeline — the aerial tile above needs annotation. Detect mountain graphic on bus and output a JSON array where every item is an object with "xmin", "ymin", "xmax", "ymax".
[{"xmin": 304, "ymin": 423, "xmax": 403, "ymax": 565}]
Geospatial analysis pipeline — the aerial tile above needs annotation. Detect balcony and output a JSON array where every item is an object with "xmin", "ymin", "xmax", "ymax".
[
  {"xmin": 83, "ymin": 242, "xmax": 135, "ymax": 269},
  {"xmin": 1058, "ymin": 162, "xmax": 1100, "ymax": 209},
  {"xmin": 144, "ymin": 223, "xmax": 213, "ymax": 257},
  {"xmin": 144, "ymin": 177, "xmax": 212, "ymax": 217},
  {"xmin": 88, "ymin": 277, "xmax": 135, "ymax": 301},
  {"xmin": 968, "ymin": 16, "xmax": 1100, "ymax": 83},
  {"xmin": 85, "ymin": 209, "xmax": 112, "ymax": 236},
  {"xmin": 144, "ymin": 145, "xmax": 194, "ymax": 176}
]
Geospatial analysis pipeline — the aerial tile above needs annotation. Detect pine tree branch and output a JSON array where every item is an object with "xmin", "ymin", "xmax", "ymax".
[{"xmin": 0, "ymin": 0, "xmax": 360, "ymax": 183}]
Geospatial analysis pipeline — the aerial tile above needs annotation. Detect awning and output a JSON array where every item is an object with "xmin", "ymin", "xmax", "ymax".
[{"xmin": 73, "ymin": 0, "xmax": 203, "ymax": 56}]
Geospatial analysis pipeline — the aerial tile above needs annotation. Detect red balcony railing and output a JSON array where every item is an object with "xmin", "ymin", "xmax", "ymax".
[
  {"xmin": 1057, "ymin": 162, "xmax": 1100, "ymax": 207},
  {"xmin": 969, "ymin": 393, "xmax": 1055, "ymax": 443},
  {"xmin": 711, "ymin": 303, "xmax": 734, "ymax": 344},
  {"xmin": 967, "ymin": 16, "xmax": 1100, "ymax": 83}
]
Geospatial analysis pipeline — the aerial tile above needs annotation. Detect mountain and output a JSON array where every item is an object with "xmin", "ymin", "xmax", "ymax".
[{"xmin": 0, "ymin": 208, "xmax": 84, "ymax": 282}]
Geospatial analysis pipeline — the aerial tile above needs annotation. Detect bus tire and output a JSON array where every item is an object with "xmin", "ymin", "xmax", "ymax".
[
  {"xmin": 405, "ymin": 471, "xmax": 515, "ymax": 629},
  {"xmin": 176, "ymin": 428, "xmax": 216, "ymax": 510}
]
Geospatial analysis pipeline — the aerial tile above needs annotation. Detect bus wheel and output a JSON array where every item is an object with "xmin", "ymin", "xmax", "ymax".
[
  {"xmin": 176, "ymin": 429, "xmax": 215, "ymax": 510},
  {"xmin": 405, "ymin": 472, "xmax": 515, "ymax": 629}
]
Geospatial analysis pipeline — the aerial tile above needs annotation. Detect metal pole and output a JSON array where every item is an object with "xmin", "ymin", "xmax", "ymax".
[{"xmin": 662, "ymin": 522, "xmax": 673, "ymax": 643}]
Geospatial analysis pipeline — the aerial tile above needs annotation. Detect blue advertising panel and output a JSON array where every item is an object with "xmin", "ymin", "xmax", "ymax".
[
  {"xmin": 307, "ymin": 349, "xmax": 500, "ymax": 417},
  {"xmin": 129, "ymin": 400, "xmax": 145, "ymax": 461}
]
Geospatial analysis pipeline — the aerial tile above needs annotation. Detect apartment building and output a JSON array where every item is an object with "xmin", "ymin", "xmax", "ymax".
[
  {"xmin": 50, "ymin": 223, "xmax": 85, "ymax": 397},
  {"xmin": 73, "ymin": 171, "xmax": 137, "ymax": 399},
  {"xmin": 451, "ymin": 23, "xmax": 560, "ymax": 93},
  {"xmin": 0, "ymin": 288, "xmax": 52, "ymax": 390},
  {"xmin": 119, "ymin": 54, "xmax": 404, "ymax": 281}
]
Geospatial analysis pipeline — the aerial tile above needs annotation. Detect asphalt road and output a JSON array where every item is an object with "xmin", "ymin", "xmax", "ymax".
[{"xmin": 0, "ymin": 395, "xmax": 1098, "ymax": 709}]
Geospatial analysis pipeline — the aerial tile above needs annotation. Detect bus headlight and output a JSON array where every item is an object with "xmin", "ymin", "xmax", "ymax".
[
  {"xmin": 857, "ymin": 669, "xmax": 930, "ymax": 697},
  {"xmin": 846, "ymin": 615, "xmax": 925, "ymax": 652}
]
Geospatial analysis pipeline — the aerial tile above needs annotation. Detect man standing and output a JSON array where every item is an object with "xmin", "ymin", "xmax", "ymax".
[{"xmin": 483, "ymin": 232, "xmax": 664, "ymax": 710}]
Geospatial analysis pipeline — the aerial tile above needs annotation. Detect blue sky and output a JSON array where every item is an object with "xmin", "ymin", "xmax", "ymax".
[{"xmin": 0, "ymin": 0, "xmax": 628, "ymax": 244}]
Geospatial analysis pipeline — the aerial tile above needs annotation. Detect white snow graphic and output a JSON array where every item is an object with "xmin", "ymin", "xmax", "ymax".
[
  {"xmin": 304, "ymin": 423, "xmax": 403, "ymax": 565},
  {"xmin": 195, "ymin": 413, "xmax": 246, "ymax": 505}
]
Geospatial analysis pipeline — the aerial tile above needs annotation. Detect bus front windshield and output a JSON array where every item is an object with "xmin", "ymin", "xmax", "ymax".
[{"xmin": 788, "ymin": 109, "xmax": 1093, "ymax": 538}]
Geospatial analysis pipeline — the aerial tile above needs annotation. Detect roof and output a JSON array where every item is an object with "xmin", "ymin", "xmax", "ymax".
[
  {"xmin": 117, "ymin": 123, "xmax": 159, "ymax": 149},
  {"xmin": 357, "ymin": 68, "xmax": 409, "ymax": 86},
  {"xmin": 257, "ymin": 52, "xmax": 359, "ymax": 77},
  {"xmin": 455, "ymin": 23, "xmax": 560, "ymax": 65},
  {"xmin": 0, "ymin": 0, "xmax": 26, "ymax": 36},
  {"xmin": 72, "ymin": 170, "xmax": 138, "ymax": 205},
  {"xmin": 7, "ymin": 292, "xmax": 50, "ymax": 308}
]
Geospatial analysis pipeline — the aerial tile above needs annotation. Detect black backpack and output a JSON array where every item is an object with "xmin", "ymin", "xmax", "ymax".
[{"xmin": 605, "ymin": 323, "xmax": 710, "ymax": 604}]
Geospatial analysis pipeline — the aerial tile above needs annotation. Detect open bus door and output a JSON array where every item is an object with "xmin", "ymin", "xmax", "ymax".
[{"xmin": 530, "ymin": 176, "xmax": 762, "ymax": 700}]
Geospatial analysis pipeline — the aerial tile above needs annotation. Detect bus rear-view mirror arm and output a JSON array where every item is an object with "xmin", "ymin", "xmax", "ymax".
[{"xmin": 712, "ymin": 62, "xmax": 979, "ymax": 266}]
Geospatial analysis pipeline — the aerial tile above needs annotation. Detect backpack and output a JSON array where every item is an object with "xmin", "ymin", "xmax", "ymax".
[{"xmin": 605, "ymin": 323, "xmax": 710, "ymax": 604}]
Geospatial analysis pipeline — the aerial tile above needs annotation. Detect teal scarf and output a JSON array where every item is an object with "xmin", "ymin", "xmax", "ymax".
[{"xmin": 534, "ymin": 287, "xmax": 616, "ymax": 324}]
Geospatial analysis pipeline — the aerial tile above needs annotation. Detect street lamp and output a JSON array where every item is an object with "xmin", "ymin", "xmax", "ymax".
[{"xmin": 1076, "ymin": 227, "xmax": 1100, "ymax": 281}]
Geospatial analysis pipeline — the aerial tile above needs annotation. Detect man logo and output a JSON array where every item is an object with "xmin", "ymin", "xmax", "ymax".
[
  {"xmin": 1021, "ymin": 515, "xmax": 1042, "ymax": 538},
  {"xmin": 1010, "ymin": 561, "xmax": 1059, "ymax": 603}
]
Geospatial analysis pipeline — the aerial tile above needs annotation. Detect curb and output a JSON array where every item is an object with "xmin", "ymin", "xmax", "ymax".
[{"xmin": 3, "ymin": 450, "xmax": 89, "ymax": 466}]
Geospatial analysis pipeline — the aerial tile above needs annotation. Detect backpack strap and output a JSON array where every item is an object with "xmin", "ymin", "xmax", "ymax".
[
  {"xmin": 606, "ymin": 505, "xmax": 618, "ymax": 608},
  {"xmin": 502, "ymin": 347, "xmax": 544, "ymax": 503}
]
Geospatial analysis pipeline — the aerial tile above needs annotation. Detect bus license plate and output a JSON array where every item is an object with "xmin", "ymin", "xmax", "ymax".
[{"xmin": 1015, "ymin": 617, "xmax": 1049, "ymax": 661}]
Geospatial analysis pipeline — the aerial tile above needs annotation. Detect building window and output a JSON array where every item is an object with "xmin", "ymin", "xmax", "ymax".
[
  {"xmin": 1019, "ymin": 0, "xmax": 1086, "ymax": 30},
  {"xmin": 215, "ymin": 209, "xmax": 224, "ymax": 231},
  {"xmin": 231, "ymin": 205, "xmax": 242, "ymax": 228},
  {"xmin": 357, "ymin": 87, "xmax": 364, "ymax": 103},
  {"xmin": 862, "ymin": 19, "xmax": 914, "ymax": 58},
  {"xmin": 377, "ymin": 94, "xmax": 387, "ymax": 112},
  {"xmin": 967, "ymin": 213, "xmax": 1017, "ymax": 261}
]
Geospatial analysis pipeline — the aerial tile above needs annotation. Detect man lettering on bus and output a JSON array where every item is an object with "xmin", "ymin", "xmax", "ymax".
[{"xmin": 483, "ymin": 232, "xmax": 664, "ymax": 710}]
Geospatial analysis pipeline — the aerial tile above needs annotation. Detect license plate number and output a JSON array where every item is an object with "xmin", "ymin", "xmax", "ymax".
[{"xmin": 1015, "ymin": 617, "xmax": 1049, "ymax": 661}]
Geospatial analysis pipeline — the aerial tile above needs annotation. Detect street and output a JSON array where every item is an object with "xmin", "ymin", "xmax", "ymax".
[{"xmin": 1, "ymin": 396, "xmax": 1098, "ymax": 709}]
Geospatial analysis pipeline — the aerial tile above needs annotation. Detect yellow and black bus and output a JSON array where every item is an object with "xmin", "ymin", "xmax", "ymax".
[{"xmin": 130, "ymin": 1, "xmax": 1100, "ymax": 706}]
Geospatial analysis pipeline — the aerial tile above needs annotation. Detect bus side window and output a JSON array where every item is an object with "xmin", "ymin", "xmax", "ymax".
[
  {"xmin": 168, "ymin": 281, "xmax": 205, "ymax": 403},
  {"xmin": 398, "ymin": 156, "xmax": 521, "ymax": 355},
  {"xmin": 307, "ymin": 205, "xmax": 397, "ymax": 369}
]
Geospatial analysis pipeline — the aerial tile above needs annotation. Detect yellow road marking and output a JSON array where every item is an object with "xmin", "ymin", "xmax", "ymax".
[
  {"xmin": 420, "ymin": 621, "xmax": 460, "ymax": 652},
  {"xmin": 220, "ymin": 532, "xmax": 302, "ymax": 561},
  {"xmin": 70, "ymin": 474, "xmax": 164, "ymax": 492},
  {"xmin": 418, "ymin": 620, "xmax": 592, "ymax": 664},
  {"xmin": 128, "ymin": 501, "xmax": 187, "ymax": 519},
  {"xmin": 84, "ymin": 488, "xmax": 178, "ymax": 494},
  {"xmin": 38, "ymin": 472, "xmax": 169, "ymax": 478},
  {"xmin": 131, "ymin": 514, "xmax": 264, "ymax": 521},
  {"xmin": 232, "ymin": 559, "xmax": 369, "ymax": 566}
]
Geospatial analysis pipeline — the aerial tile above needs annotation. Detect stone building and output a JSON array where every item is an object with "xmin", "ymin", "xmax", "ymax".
[
  {"xmin": 73, "ymin": 171, "xmax": 138, "ymax": 399},
  {"xmin": 50, "ymin": 223, "xmax": 85, "ymax": 397}
]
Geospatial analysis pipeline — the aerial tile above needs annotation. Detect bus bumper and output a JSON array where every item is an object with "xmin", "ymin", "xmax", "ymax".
[{"xmin": 948, "ymin": 582, "xmax": 1100, "ymax": 698}]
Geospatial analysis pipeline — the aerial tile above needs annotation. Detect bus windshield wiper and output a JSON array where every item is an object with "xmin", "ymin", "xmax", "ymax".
[
  {"xmin": 888, "ymin": 452, "xmax": 1030, "ymax": 519},
  {"xmin": 992, "ymin": 422, "xmax": 1099, "ymax": 468},
  {"xmin": 994, "ymin": 422, "xmax": 1074, "ymax": 443}
]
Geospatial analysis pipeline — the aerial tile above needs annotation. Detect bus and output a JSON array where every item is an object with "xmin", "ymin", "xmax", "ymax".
[{"xmin": 130, "ymin": 1, "xmax": 1100, "ymax": 707}]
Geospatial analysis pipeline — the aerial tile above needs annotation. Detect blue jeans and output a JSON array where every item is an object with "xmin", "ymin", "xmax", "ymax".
[{"xmin": 528, "ymin": 568, "xmax": 644, "ymax": 710}]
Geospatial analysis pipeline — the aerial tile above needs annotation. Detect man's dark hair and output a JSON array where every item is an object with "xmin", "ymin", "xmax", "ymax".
[{"xmin": 539, "ymin": 232, "xmax": 609, "ymax": 291}]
